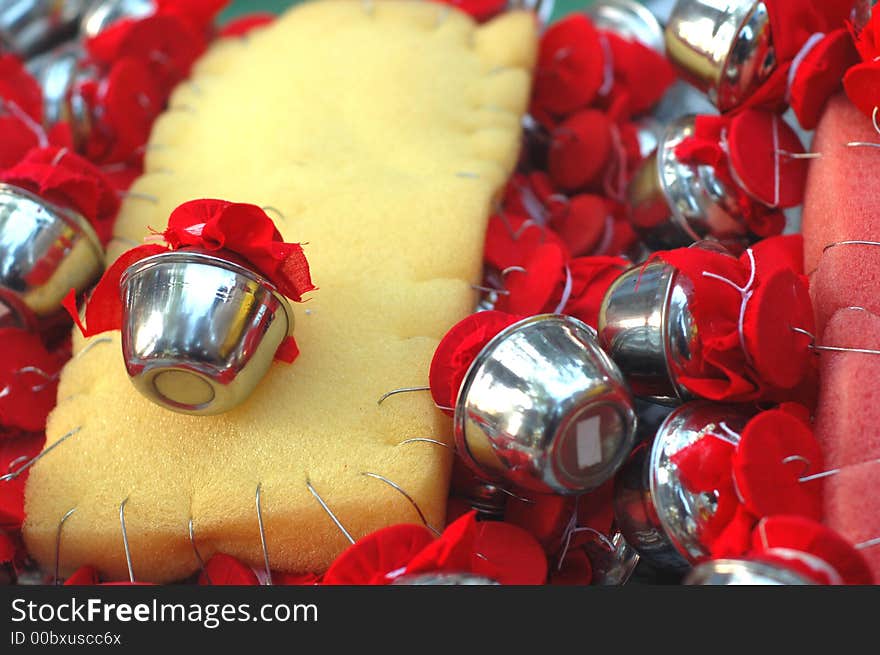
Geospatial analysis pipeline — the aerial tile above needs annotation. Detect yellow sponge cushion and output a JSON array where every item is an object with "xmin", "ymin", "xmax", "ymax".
[{"xmin": 23, "ymin": 0, "xmax": 536, "ymax": 582}]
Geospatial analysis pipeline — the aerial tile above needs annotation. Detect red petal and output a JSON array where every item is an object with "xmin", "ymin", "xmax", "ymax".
[
  {"xmin": 0, "ymin": 54, "xmax": 44, "ymax": 122},
  {"xmin": 0, "ymin": 432, "xmax": 44, "ymax": 530},
  {"xmin": 533, "ymin": 15, "xmax": 605, "ymax": 116},
  {"xmin": 274, "ymin": 336, "xmax": 300, "ymax": 364},
  {"xmin": 727, "ymin": 110, "xmax": 809, "ymax": 209},
  {"xmin": 548, "ymin": 110, "xmax": 613, "ymax": 192},
  {"xmin": 549, "ymin": 546, "xmax": 593, "ymax": 585},
  {"xmin": 199, "ymin": 553, "xmax": 259, "ymax": 585},
  {"xmin": 790, "ymin": 29, "xmax": 859, "ymax": 130},
  {"xmin": 323, "ymin": 523, "xmax": 434, "ymax": 585},
  {"xmin": 601, "ymin": 31, "xmax": 676, "ymax": 117},
  {"xmin": 471, "ymin": 520, "xmax": 548, "ymax": 585},
  {"xmin": 429, "ymin": 311, "xmax": 523, "ymax": 412},
  {"xmin": 709, "ymin": 505, "xmax": 758, "ymax": 558},
  {"xmin": 732, "ymin": 410, "xmax": 823, "ymax": 520},
  {"xmin": 483, "ymin": 212, "xmax": 569, "ymax": 272},
  {"xmin": 0, "ymin": 328, "xmax": 65, "ymax": 433},
  {"xmin": 743, "ymin": 268, "xmax": 815, "ymax": 390},
  {"xmin": 549, "ymin": 194, "xmax": 610, "ymax": 257},
  {"xmin": 63, "ymin": 565, "xmax": 101, "ymax": 585},
  {"xmin": 844, "ymin": 60, "xmax": 880, "ymax": 120},
  {"xmin": 752, "ymin": 516, "xmax": 873, "ymax": 585},
  {"xmin": 495, "ymin": 241, "xmax": 568, "ymax": 315},
  {"xmin": 405, "ymin": 511, "xmax": 479, "ymax": 576},
  {"xmin": 670, "ymin": 435, "xmax": 736, "ymax": 494},
  {"xmin": 504, "ymin": 492, "xmax": 575, "ymax": 552}
]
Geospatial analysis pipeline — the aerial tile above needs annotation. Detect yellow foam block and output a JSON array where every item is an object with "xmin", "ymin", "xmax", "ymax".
[{"xmin": 23, "ymin": 0, "xmax": 536, "ymax": 582}]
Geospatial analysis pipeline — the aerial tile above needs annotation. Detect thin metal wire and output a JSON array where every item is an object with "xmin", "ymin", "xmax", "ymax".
[
  {"xmin": 361, "ymin": 471, "xmax": 441, "ymax": 536},
  {"xmin": 0, "ymin": 427, "xmax": 82, "ymax": 483},
  {"xmin": 471, "ymin": 284, "xmax": 510, "ymax": 296},
  {"xmin": 255, "ymin": 483, "xmax": 272, "ymax": 585},
  {"xmin": 377, "ymin": 386, "xmax": 431, "ymax": 405},
  {"xmin": 856, "ymin": 536, "xmax": 880, "ymax": 550},
  {"xmin": 791, "ymin": 326, "xmax": 880, "ymax": 356},
  {"xmin": 305, "ymin": 478, "xmax": 355, "ymax": 544},
  {"xmin": 397, "ymin": 437, "xmax": 451, "ymax": 449},
  {"xmin": 262, "ymin": 206, "xmax": 286, "ymax": 223},
  {"xmin": 54, "ymin": 508, "xmax": 76, "ymax": 585},
  {"xmin": 119, "ymin": 497, "xmax": 135, "ymax": 583},
  {"xmin": 74, "ymin": 337, "xmax": 113, "ymax": 359},
  {"xmin": 188, "ymin": 518, "xmax": 210, "ymax": 584},
  {"xmin": 823, "ymin": 240, "xmax": 880, "ymax": 252}
]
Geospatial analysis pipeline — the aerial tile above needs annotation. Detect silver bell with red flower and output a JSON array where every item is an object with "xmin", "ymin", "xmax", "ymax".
[
  {"xmin": 664, "ymin": 0, "xmax": 775, "ymax": 112},
  {"xmin": 684, "ymin": 558, "xmax": 816, "ymax": 585},
  {"xmin": 626, "ymin": 115, "xmax": 753, "ymax": 252},
  {"xmin": 120, "ymin": 249, "xmax": 293, "ymax": 416},
  {"xmin": 613, "ymin": 401, "xmax": 751, "ymax": 571},
  {"xmin": 0, "ymin": 0, "xmax": 92, "ymax": 57},
  {"xmin": 0, "ymin": 183, "xmax": 104, "ymax": 329},
  {"xmin": 455, "ymin": 314, "xmax": 637, "ymax": 496}
]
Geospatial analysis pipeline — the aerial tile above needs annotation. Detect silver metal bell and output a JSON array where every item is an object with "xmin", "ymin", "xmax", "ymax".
[
  {"xmin": 0, "ymin": 0, "xmax": 92, "ymax": 56},
  {"xmin": 598, "ymin": 259, "xmax": 697, "ymax": 404},
  {"xmin": 626, "ymin": 115, "xmax": 753, "ymax": 252},
  {"xmin": 391, "ymin": 573, "xmax": 500, "ymax": 585},
  {"xmin": 613, "ymin": 401, "xmax": 752, "ymax": 571},
  {"xmin": 665, "ymin": 0, "xmax": 775, "ymax": 112},
  {"xmin": 0, "ymin": 183, "xmax": 104, "ymax": 329},
  {"xmin": 455, "ymin": 314, "xmax": 638, "ymax": 496},
  {"xmin": 586, "ymin": 0, "xmax": 665, "ymax": 52},
  {"xmin": 120, "ymin": 249, "xmax": 293, "ymax": 416},
  {"xmin": 26, "ymin": 43, "xmax": 94, "ymax": 149},
  {"xmin": 80, "ymin": 0, "xmax": 155, "ymax": 39},
  {"xmin": 684, "ymin": 558, "xmax": 815, "ymax": 585},
  {"xmin": 582, "ymin": 529, "xmax": 641, "ymax": 585}
]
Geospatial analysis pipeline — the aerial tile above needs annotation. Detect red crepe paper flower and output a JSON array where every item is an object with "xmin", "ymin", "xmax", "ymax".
[
  {"xmin": 67, "ymin": 200, "xmax": 314, "ymax": 353},
  {"xmin": 654, "ymin": 239, "xmax": 814, "ymax": 402},
  {"xmin": 549, "ymin": 547, "xmax": 593, "ymax": 585},
  {"xmin": 198, "ymin": 553, "xmax": 259, "ymax": 585},
  {"xmin": 323, "ymin": 524, "xmax": 435, "ymax": 585},
  {"xmin": 429, "ymin": 311, "xmax": 523, "ymax": 413},
  {"xmin": 0, "ymin": 328, "xmax": 66, "ymax": 433},
  {"xmin": 470, "ymin": 520, "xmax": 548, "ymax": 585},
  {"xmin": 504, "ymin": 492, "xmax": 575, "ymax": 553},
  {"xmin": 549, "ymin": 194, "xmax": 612, "ymax": 257},
  {"xmin": 790, "ymin": 29, "xmax": 859, "ymax": 130},
  {"xmin": 0, "ymin": 54, "xmax": 43, "ymax": 123},
  {"xmin": 598, "ymin": 31, "xmax": 676, "ymax": 119},
  {"xmin": 532, "ymin": 15, "xmax": 605, "ymax": 117},
  {"xmin": 552, "ymin": 255, "xmax": 629, "ymax": 329},
  {"xmin": 732, "ymin": 410, "xmax": 823, "ymax": 520},
  {"xmin": 0, "ymin": 432, "xmax": 46, "ymax": 530},
  {"xmin": 1, "ymin": 147, "xmax": 121, "ymax": 244},
  {"xmin": 484, "ymin": 212, "xmax": 569, "ymax": 273},
  {"xmin": 433, "ymin": 0, "xmax": 507, "ymax": 23},
  {"xmin": 63, "ymin": 566, "xmax": 101, "ymax": 585},
  {"xmin": 548, "ymin": 109, "xmax": 614, "ymax": 192},
  {"xmin": 219, "ymin": 13, "xmax": 276, "ymax": 38},
  {"xmin": 405, "ymin": 512, "xmax": 478, "ymax": 576},
  {"xmin": 751, "ymin": 516, "xmax": 873, "ymax": 585}
]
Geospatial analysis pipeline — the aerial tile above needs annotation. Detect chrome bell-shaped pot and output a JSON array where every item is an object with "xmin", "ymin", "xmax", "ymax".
[
  {"xmin": 587, "ymin": 0, "xmax": 665, "ymax": 52},
  {"xmin": 80, "ymin": 0, "xmax": 155, "ymax": 38},
  {"xmin": 0, "ymin": 183, "xmax": 104, "ymax": 329},
  {"xmin": 0, "ymin": 0, "xmax": 92, "ymax": 57},
  {"xmin": 455, "ymin": 314, "xmax": 638, "ymax": 496},
  {"xmin": 392, "ymin": 573, "xmax": 499, "ymax": 585},
  {"xmin": 626, "ymin": 115, "xmax": 753, "ymax": 252},
  {"xmin": 26, "ymin": 43, "xmax": 96, "ymax": 150},
  {"xmin": 120, "ymin": 249, "xmax": 293, "ymax": 416},
  {"xmin": 684, "ymin": 558, "xmax": 815, "ymax": 585},
  {"xmin": 597, "ymin": 260, "xmax": 698, "ymax": 405},
  {"xmin": 613, "ymin": 402, "xmax": 752, "ymax": 571},
  {"xmin": 664, "ymin": 0, "xmax": 775, "ymax": 112}
]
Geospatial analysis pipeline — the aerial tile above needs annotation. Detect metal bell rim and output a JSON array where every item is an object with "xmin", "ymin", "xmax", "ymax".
[
  {"xmin": 0, "ymin": 182, "xmax": 104, "ymax": 265},
  {"xmin": 452, "ymin": 313, "xmax": 626, "ymax": 488},
  {"xmin": 120, "ymin": 249, "xmax": 294, "ymax": 328},
  {"xmin": 647, "ymin": 261, "xmax": 696, "ymax": 404},
  {"xmin": 655, "ymin": 115, "xmax": 705, "ymax": 245},
  {"xmin": 684, "ymin": 558, "xmax": 816, "ymax": 585},
  {"xmin": 586, "ymin": 0, "xmax": 665, "ymax": 52}
]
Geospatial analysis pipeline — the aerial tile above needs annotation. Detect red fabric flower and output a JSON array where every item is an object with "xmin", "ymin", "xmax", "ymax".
[
  {"xmin": 0, "ymin": 117, "xmax": 43, "ymax": 171},
  {"xmin": 790, "ymin": 29, "xmax": 859, "ymax": 129},
  {"xmin": 844, "ymin": 60, "xmax": 880, "ymax": 119},
  {"xmin": 405, "ymin": 512, "xmax": 479, "ymax": 576},
  {"xmin": 483, "ymin": 211, "xmax": 569, "ymax": 272},
  {"xmin": 495, "ymin": 241, "xmax": 568, "ymax": 315},
  {"xmin": 0, "ymin": 328, "xmax": 66, "ymax": 433},
  {"xmin": 63, "ymin": 565, "xmax": 101, "ymax": 585},
  {"xmin": 323, "ymin": 523, "xmax": 435, "ymax": 585},
  {"xmin": 433, "ymin": 0, "xmax": 507, "ymax": 22},
  {"xmin": 654, "ymin": 241, "xmax": 814, "ymax": 402},
  {"xmin": 504, "ymin": 492, "xmax": 575, "ymax": 553},
  {"xmin": 532, "ymin": 15, "xmax": 605, "ymax": 117},
  {"xmin": 549, "ymin": 547, "xmax": 593, "ymax": 585},
  {"xmin": 0, "ymin": 54, "xmax": 43, "ymax": 123},
  {"xmin": 598, "ymin": 31, "xmax": 676, "ymax": 119},
  {"xmin": 470, "ymin": 520, "xmax": 548, "ymax": 585},
  {"xmin": 548, "ymin": 109, "xmax": 614, "ymax": 192},
  {"xmin": 429, "ymin": 311, "xmax": 523, "ymax": 413},
  {"xmin": 731, "ymin": 409, "xmax": 823, "ymax": 520},
  {"xmin": 155, "ymin": 0, "xmax": 230, "ymax": 33},
  {"xmin": 1, "ymin": 146, "xmax": 121, "ymax": 244},
  {"xmin": 552, "ymin": 255, "xmax": 629, "ymax": 329},
  {"xmin": 0, "ymin": 432, "xmax": 46, "ymax": 530},
  {"xmin": 548, "ymin": 194, "xmax": 612, "ymax": 257},
  {"xmin": 219, "ymin": 13, "xmax": 276, "ymax": 38},
  {"xmin": 198, "ymin": 553, "xmax": 259, "ymax": 585},
  {"xmin": 751, "ymin": 516, "xmax": 873, "ymax": 585}
]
